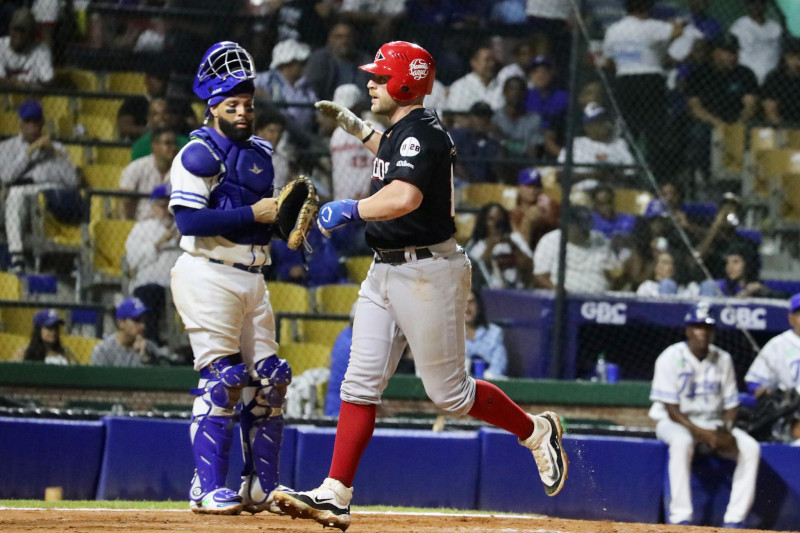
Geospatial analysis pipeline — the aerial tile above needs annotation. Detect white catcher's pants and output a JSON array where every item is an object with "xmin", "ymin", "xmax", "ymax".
[
  {"xmin": 170, "ymin": 253, "xmax": 279, "ymax": 371},
  {"xmin": 656, "ymin": 418, "xmax": 760, "ymax": 524},
  {"xmin": 341, "ymin": 239, "xmax": 477, "ymax": 415}
]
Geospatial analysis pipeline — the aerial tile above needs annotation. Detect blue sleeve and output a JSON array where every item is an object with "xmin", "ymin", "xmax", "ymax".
[{"xmin": 173, "ymin": 205, "xmax": 256, "ymax": 237}]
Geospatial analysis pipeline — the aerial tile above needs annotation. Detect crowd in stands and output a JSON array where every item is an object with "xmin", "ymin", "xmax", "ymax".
[{"xmin": 0, "ymin": 0, "xmax": 799, "ymax": 375}]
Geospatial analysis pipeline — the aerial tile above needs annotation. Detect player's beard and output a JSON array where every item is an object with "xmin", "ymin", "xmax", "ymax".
[{"xmin": 218, "ymin": 115, "xmax": 253, "ymax": 143}]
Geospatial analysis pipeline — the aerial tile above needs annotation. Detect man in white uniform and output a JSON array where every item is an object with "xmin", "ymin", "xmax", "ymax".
[
  {"xmin": 744, "ymin": 293, "xmax": 800, "ymax": 444},
  {"xmin": 730, "ymin": 0, "xmax": 782, "ymax": 85},
  {"xmin": 169, "ymin": 41, "xmax": 291, "ymax": 516},
  {"xmin": 650, "ymin": 302, "xmax": 760, "ymax": 528}
]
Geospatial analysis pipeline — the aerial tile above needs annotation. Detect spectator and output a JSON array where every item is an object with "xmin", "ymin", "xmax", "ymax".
[
  {"xmin": 90, "ymin": 297, "xmax": 175, "ymax": 367},
  {"xmin": 339, "ymin": 0, "xmax": 406, "ymax": 52},
  {"xmin": 255, "ymin": 39, "xmax": 318, "ymax": 147},
  {"xmin": 466, "ymin": 202, "xmax": 534, "ymax": 289},
  {"xmin": 0, "ymin": 100, "xmax": 78, "ymax": 274},
  {"xmin": 254, "ymin": 108, "xmax": 291, "ymax": 193},
  {"xmin": 258, "ymin": 0, "xmax": 334, "ymax": 48},
  {"xmin": 602, "ymin": 0, "xmax": 682, "ymax": 171},
  {"xmin": 744, "ymin": 292, "xmax": 800, "ymax": 444},
  {"xmin": 269, "ymin": 224, "xmax": 346, "ymax": 287},
  {"xmin": 424, "ymin": 78, "xmax": 447, "ymax": 116},
  {"xmin": 667, "ymin": 0, "xmax": 723, "ymax": 63},
  {"xmin": 496, "ymin": 40, "xmax": 535, "ymax": 90},
  {"xmin": 685, "ymin": 34, "xmax": 759, "ymax": 179},
  {"xmin": 449, "ymin": 101, "xmax": 503, "ymax": 185},
  {"xmin": 11, "ymin": 308, "xmax": 76, "ymax": 365},
  {"xmin": 493, "ymin": 76, "xmax": 544, "ymax": 157},
  {"xmin": 696, "ymin": 192, "xmax": 760, "ymax": 280},
  {"xmin": 445, "ymin": 43, "xmax": 502, "ymax": 113},
  {"xmin": 324, "ymin": 303, "xmax": 356, "ymax": 417},
  {"xmin": 131, "ymin": 98, "xmax": 191, "ymax": 161},
  {"xmin": 329, "ymin": 84, "xmax": 373, "ymax": 201},
  {"xmin": 533, "ymin": 205, "xmax": 623, "ymax": 292},
  {"xmin": 118, "ymin": 127, "xmax": 179, "ymax": 221},
  {"xmin": 716, "ymin": 242, "xmax": 782, "ymax": 299},
  {"xmin": 762, "ymin": 38, "xmax": 800, "ymax": 125},
  {"xmin": 649, "ymin": 302, "xmax": 760, "ymax": 528},
  {"xmin": 623, "ymin": 199, "xmax": 685, "ymax": 291},
  {"xmin": 658, "ymin": 181, "xmax": 706, "ymax": 241},
  {"xmin": 124, "ymin": 184, "xmax": 182, "ymax": 344},
  {"xmin": 524, "ymin": 55, "xmax": 568, "ymax": 130},
  {"xmin": 543, "ymin": 77, "xmax": 606, "ymax": 159},
  {"xmin": 465, "ymin": 288, "xmax": 507, "ymax": 379},
  {"xmin": 0, "ymin": 7, "xmax": 53, "ymax": 87},
  {"xmin": 590, "ymin": 184, "xmax": 636, "ymax": 242},
  {"xmin": 117, "ymin": 69, "xmax": 170, "ymax": 141},
  {"xmin": 509, "ymin": 167, "xmax": 559, "ymax": 250},
  {"xmin": 303, "ymin": 21, "xmax": 372, "ymax": 102},
  {"xmin": 636, "ymin": 250, "xmax": 701, "ymax": 297},
  {"xmin": 557, "ymin": 103, "xmax": 636, "ymax": 180},
  {"xmin": 730, "ymin": 0, "xmax": 783, "ymax": 85}
]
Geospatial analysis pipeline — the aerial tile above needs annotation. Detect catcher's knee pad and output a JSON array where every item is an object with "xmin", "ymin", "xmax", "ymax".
[{"xmin": 192, "ymin": 354, "xmax": 249, "ymax": 412}]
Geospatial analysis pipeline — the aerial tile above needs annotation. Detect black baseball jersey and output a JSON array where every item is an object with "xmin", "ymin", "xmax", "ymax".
[{"xmin": 365, "ymin": 108, "xmax": 456, "ymax": 249}]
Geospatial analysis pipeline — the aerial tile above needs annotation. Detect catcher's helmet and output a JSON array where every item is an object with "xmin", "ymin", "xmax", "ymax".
[
  {"xmin": 359, "ymin": 41, "xmax": 435, "ymax": 102},
  {"xmin": 193, "ymin": 41, "xmax": 256, "ymax": 102}
]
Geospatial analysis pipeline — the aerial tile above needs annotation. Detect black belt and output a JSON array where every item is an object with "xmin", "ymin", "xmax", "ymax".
[
  {"xmin": 209, "ymin": 258, "xmax": 264, "ymax": 273},
  {"xmin": 374, "ymin": 247, "xmax": 433, "ymax": 265}
]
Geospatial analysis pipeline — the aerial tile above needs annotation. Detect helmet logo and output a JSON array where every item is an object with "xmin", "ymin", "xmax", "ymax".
[
  {"xmin": 375, "ymin": 50, "xmax": 385, "ymax": 61},
  {"xmin": 409, "ymin": 59, "xmax": 429, "ymax": 81}
]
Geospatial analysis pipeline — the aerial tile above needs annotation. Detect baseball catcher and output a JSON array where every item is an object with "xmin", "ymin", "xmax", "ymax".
[{"xmin": 275, "ymin": 175, "xmax": 318, "ymax": 250}]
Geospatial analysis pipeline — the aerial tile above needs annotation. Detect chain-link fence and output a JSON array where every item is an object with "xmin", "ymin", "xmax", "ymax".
[{"xmin": 0, "ymin": 1, "xmax": 798, "ymax": 385}]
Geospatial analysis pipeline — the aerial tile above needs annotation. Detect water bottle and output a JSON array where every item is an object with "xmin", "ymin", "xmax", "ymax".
[
  {"xmin": 471, "ymin": 356, "xmax": 486, "ymax": 379},
  {"xmin": 595, "ymin": 353, "xmax": 608, "ymax": 383}
]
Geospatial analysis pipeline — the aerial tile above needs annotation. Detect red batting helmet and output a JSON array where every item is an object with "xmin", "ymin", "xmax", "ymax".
[{"xmin": 359, "ymin": 41, "xmax": 435, "ymax": 102}]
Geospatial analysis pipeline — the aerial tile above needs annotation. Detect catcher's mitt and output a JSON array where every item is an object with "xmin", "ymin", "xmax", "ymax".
[{"xmin": 275, "ymin": 176, "xmax": 319, "ymax": 250}]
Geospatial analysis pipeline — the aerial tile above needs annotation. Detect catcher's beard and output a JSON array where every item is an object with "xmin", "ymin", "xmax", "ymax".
[{"xmin": 218, "ymin": 115, "xmax": 254, "ymax": 143}]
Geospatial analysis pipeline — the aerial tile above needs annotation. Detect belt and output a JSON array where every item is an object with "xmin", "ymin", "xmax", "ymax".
[
  {"xmin": 208, "ymin": 258, "xmax": 264, "ymax": 273},
  {"xmin": 374, "ymin": 247, "xmax": 433, "ymax": 265}
]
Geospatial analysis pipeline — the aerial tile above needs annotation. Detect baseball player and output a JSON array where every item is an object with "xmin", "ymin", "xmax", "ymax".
[
  {"xmin": 744, "ymin": 292, "xmax": 800, "ymax": 443},
  {"xmin": 272, "ymin": 41, "xmax": 567, "ymax": 532},
  {"xmin": 649, "ymin": 302, "xmax": 760, "ymax": 527},
  {"xmin": 169, "ymin": 41, "xmax": 291, "ymax": 515}
]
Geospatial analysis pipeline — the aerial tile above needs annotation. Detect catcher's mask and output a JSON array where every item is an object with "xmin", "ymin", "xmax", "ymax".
[
  {"xmin": 359, "ymin": 41, "xmax": 435, "ymax": 102},
  {"xmin": 193, "ymin": 41, "xmax": 256, "ymax": 113}
]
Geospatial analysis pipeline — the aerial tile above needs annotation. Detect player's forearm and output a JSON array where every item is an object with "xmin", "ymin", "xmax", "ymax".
[
  {"xmin": 173, "ymin": 205, "xmax": 255, "ymax": 236},
  {"xmin": 357, "ymin": 182, "xmax": 422, "ymax": 221},
  {"xmin": 665, "ymin": 403, "xmax": 704, "ymax": 436}
]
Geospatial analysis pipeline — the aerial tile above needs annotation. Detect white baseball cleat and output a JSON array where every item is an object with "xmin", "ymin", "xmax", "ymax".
[
  {"xmin": 189, "ymin": 487, "xmax": 244, "ymax": 515},
  {"xmin": 271, "ymin": 477, "xmax": 353, "ymax": 531},
  {"xmin": 238, "ymin": 476, "xmax": 290, "ymax": 515},
  {"xmin": 519, "ymin": 411, "xmax": 569, "ymax": 497}
]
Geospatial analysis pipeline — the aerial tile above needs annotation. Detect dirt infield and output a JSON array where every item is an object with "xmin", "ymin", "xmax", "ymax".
[{"xmin": 0, "ymin": 509, "xmax": 770, "ymax": 533}]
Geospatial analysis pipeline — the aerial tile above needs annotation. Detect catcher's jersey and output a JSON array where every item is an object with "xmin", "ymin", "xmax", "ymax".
[
  {"xmin": 649, "ymin": 341, "xmax": 740, "ymax": 427},
  {"xmin": 169, "ymin": 137, "xmax": 273, "ymax": 266},
  {"xmin": 745, "ymin": 329, "xmax": 800, "ymax": 393},
  {"xmin": 365, "ymin": 107, "xmax": 456, "ymax": 249}
]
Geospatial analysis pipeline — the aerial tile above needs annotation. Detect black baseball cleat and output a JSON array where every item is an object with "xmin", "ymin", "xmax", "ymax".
[
  {"xmin": 519, "ymin": 411, "xmax": 569, "ymax": 496},
  {"xmin": 271, "ymin": 478, "xmax": 353, "ymax": 531}
]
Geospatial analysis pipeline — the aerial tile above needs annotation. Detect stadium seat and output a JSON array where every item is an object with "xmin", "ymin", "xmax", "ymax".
[
  {"xmin": 344, "ymin": 255, "xmax": 373, "ymax": 284},
  {"xmin": 749, "ymin": 127, "xmax": 779, "ymax": 156},
  {"xmin": 0, "ymin": 332, "xmax": 29, "ymax": 361},
  {"xmin": 31, "ymin": 192, "xmax": 83, "ymax": 274},
  {"xmin": 64, "ymin": 144, "xmax": 89, "ymax": 168},
  {"xmin": 1, "ymin": 307, "xmax": 64, "ymax": 337},
  {"xmin": 82, "ymin": 164, "xmax": 124, "ymax": 190},
  {"xmin": 754, "ymin": 149, "xmax": 800, "ymax": 197},
  {"xmin": 299, "ymin": 318, "xmax": 349, "ymax": 346},
  {"xmin": 93, "ymin": 146, "xmax": 130, "ymax": 166},
  {"xmin": 77, "ymin": 97, "xmax": 124, "ymax": 117},
  {"xmin": 62, "ymin": 69, "xmax": 101, "ymax": 91},
  {"xmin": 88, "ymin": 195, "xmax": 119, "ymax": 229},
  {"xmin": 268, "ymin": 282, "xmax": 311, "ymax": 343},
  {"xmin": 454, "ymin": 212, "xmax": 476, "ymax": 245},
  {"xmin": 710, "ymin": 122, "xmax": 745, "ymax": 178},
  {"xmin": 778, "ymin": 174, "xmax": 800, "ymax": 223},
  {"xmin": 0, "ymin": 109, "xmax": 18, "ymax": 136},
  {"xmin": 314, "ymin": 284, "xmax": 360, "ymax": 315},
  {"xmin": 61, "ymin": 335, "xmax": 100, "ymax": 365},
  {"xmin": 39, "ymin": 95, "xmax": 72, "ymax": 122},
  {"xmin": 614, "ymin": 188, "xmax": 653, "ymax": 216},
  {"xmin": 782, "ymin": 128, "xmax": 800, "ymax": 149},
  {"xmin": 461, "ymin": 183, "xmax": 517, "ymax": 210},
  {"xmin": 77, "ymin": 114, "xmax": 117, "ymax": 141},
  {"xmin": 88, "ymin": 219, "xmax": 135, "ymax": 277},
  {"xmin": 278, "ymin": 342, "xmax": 331, "ymax": 377},
  {"xmin": 0, "ymin": 272, "xmax": 23, "ymax": 300},
  {"xmin": 191, "ymin": 102, "xmax": 206, "ymax": 122},
  {"xmin": 105, "ymin": 71, "xmax": 146, "ymax": 94}
]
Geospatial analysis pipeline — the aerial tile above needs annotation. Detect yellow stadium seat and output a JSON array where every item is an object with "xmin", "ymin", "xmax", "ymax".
[
  {"xmin": 299, "ymin": 318, "xmax": 349, "ymax": 346},
  {"xmin": 1, "ymin": 307, "xmax": 65, "ymax": 337},
  {"xmin": 52, "ymin": 115, "xmax": 75, "ymax": 138},
  {"xmin": 268, "ymin": 281, "xmax": 311, "ymax": 313},
  {"xmin": 39, "ymin": 95, "xmax": 72, "ymax": 121},
  {"xmin": 89, "ymin": 219, "xmax": 135, "ymax": 277},
  {"xmin": 35, "ymin": 192, "xmax": 82, "ymax": 247},
  {"xmin": 750, "ymin": 127, "xmax": 779, "ymax": 156},
  {"xmin": 278, "ymin": 342, "xmax": 331, "ymax": 377},
  {"xmin": 64, "ymin": 143, "xmax": 89, "ymax": 168},
  {"xmin": 461, "ymin": 183, "xmax": 517, "ymax": 210},
  {"xmin": 0, "ymin": 272, "xmax": 23, "ymax": 300},
  {"xmin": 93, "ymin": 146, "xmax": 130, "ymax": 166},
  {"xmin": 782, "ymin": 128, "xmax": 800, "ymax": 149},
  {"xmin": 0, "ymin": 332, "xmax": 29, "ymax": 361},
  {"xmin": 614, "ymin": 189, "xmax": 653, "ymax": 216},
  {"xmin": 454, "ymin": 212, "xmax": 476, "ymax": 246},
  {"xmin": 314, "ymin": 284, "xmax": 360, "ymax": 315},
  {"xmin": 78, "ymin": 114, "xmax": 117, "ymax": 141},
  {"xmin": 711, "ymin": 122, "xmax": 745, "ymax": 178},
  {"xmin": 63, "ymin": 69, "xmax": 100, "ymax": 91},
  {"xmin": 754, "ymin": 149, "xmax": 800, "ymax": 197},
  {"xmin": 61, "ymin": 335, "xmax": 101, "ymax": 365},
  {"xmin": 191, "ymin": 102, "xmax": 206, "ymax": 123},
  {"xmin": 344, "ymin": 256, "xmax": 373, "ymax": 284},
  {"xmin": 0, "ymin": 108, "xmax": 18, "ymax": 136},
  {"xmin": 88, "ymin": 195, "xmax": 119, "ymax": 230},
  {"xmin": 78, "ymin": 97, "xmax": 124, "ymax": 117},
  {"xmin": 105, "ymin": 71, "xmax": 146, "ymax": 94},
  {"xmin": 82, "ymin": 164, "xmax": 124, "ymax": 190}
]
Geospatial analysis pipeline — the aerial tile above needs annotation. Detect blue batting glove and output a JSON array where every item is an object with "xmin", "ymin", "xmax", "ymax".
[{"xmin": 317, "ymin": 199, "xmax": 361, "ymax": 238}]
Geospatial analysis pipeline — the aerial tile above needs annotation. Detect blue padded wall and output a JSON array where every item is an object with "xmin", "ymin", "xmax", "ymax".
[
  {"xmin": 0, "ymin": 417, "xmax": 104, "ymax": 499},
  {"xmin": 478, "ymin": 430, "xmax": 666, "ymax": 523},
  {"xmin": 95, "ymin": 417, "xmax": 296, "ymax": 500},
  {"xmin": 292, "ymin": 427, "xmax": 480, "ymax": 509}
]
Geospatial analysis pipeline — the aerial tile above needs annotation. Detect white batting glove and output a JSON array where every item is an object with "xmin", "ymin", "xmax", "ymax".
[{"xmin": 315, "ymin": 100, "xmax": 373, "ymax": 141}]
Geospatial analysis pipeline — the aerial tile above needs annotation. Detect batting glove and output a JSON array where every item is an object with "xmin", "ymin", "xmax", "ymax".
[
  {"xmin": 317, "ymin": 199, "xmax": 361, "ymax": 238},
  {"xmin": 315, "ymin": 100, "xmax": 373, "ymax": 141}
]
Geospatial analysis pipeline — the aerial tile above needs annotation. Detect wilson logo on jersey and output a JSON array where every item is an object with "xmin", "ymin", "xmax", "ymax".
[
  {"xmin": 400, "ymin": 137, "xmax": 421, "ymax": 157},
  {"xmin": 409, "ymin": 58, "xmax": 430, "ymax": 80},
  {"xmin": 373, "ymin": 158, "xmax": 390, "ymax": 181},
  {"xmin": 396, "ymin": 160, "xmax": 414, "ymax": 169}
]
